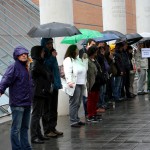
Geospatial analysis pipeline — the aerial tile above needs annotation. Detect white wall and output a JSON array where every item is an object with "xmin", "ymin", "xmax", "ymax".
[
  {"xmin": 102, "ymin": 0, "xmax": 127, "ymax": 34},
  {"xmin": 136, "ymin": 0, "xmax": 150, "ymax": 33},
  {"xmin": 39, "ymin": 0, "xmax": 74, "ymax": 115}
]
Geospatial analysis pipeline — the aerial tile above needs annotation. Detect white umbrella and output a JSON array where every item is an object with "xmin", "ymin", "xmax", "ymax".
[{"xmin": 139, "ymin": 32, "xmax": 150, "ymax": 38}]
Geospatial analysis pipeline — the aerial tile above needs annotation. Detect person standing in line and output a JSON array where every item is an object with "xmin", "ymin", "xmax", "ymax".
[
  {"xmin": 63, "ymin": 45, "xmax": 87, "ymax": 127},
  {"xmin": 86, "ymin": 46, "xmax": 102, "ymax": 122},
  {"xmin": 135, "ymin": 41, "xmax": 148, "ymax": 95},
  {"xmin": 79, "ymin": 39, "xmax": 96, "ymax": 118},
  {"xmin": 41, "ymin": 38, "xmax": 63, "ymax": 137},
  {"xmin": 126, "ymin": 45, "xmax": 136, "ymax": 97},
  {"xmin": 30, "ymin": 46, "xmax": 52, "ymax": 144},
  {"xmin": 0, "ymin": 46, "xmax": 32, "ymax": 150}
]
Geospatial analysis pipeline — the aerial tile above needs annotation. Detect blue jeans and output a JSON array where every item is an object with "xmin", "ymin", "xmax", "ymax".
[
  {"xmin": 10, "ymin": 106, "xmax": 32, "ymax": 150},
  {"xmin": 98, "ymin": 84, "xmax": 106, "ymax": 108},
  {"xmin": 111, "ymin": 76, "xmax": 122, "ymax": 100},
  {"xmin": 82, "ymin": 96, "xmax": 87, "ymax": 116}
]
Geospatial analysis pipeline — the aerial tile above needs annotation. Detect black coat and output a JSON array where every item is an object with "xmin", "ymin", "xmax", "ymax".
[{"xmin": 30, "ymin": 46, "xmax": 52, "ymax": 99}]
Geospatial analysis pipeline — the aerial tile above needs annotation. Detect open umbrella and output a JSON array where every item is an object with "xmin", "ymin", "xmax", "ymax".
[
  {"xmin": 126, "ymin": 33, "xmax": 143, "ymax": 45},
  {"xmin": 61, "ymin": 28, "xmax": 103, "ymax": 44},
  {"xmin": 139, "ymin": 32, "xmax": 150, "ymax": 42},
  {"xmin": 102, "ymin": 30, "xmax": 126, "ymax": 40},
  {"xmin": 139, "ymin": 32, "xmax": 150, "ymax": 38},
  {"xmin": 27, "ymin": 22, "xmax": 81, "ymax": 38},
  {"xmin": 93, "ymin": 33, "xmax": 120, "ymax": 42}
]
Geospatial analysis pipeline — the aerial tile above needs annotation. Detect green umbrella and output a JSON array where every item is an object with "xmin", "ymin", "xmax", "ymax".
[{"xmin": 61, "ymin": 28, "xmax": 103, "ymax": 44}]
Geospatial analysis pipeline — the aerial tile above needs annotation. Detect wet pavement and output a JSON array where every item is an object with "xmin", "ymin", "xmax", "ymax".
[{"xmin": 1, "ymin": 94, "xmax": 150, "ymax": 150}]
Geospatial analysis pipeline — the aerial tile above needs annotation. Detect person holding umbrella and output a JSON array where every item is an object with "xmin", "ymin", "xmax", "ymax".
[{"xmin": 41, "ymin": 38, "xmax": 63, "ymax": 137}]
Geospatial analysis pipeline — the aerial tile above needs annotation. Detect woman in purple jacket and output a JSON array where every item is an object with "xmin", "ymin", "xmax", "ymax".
[{"xmin": 0, "ymin": 46, "xmax": 32, "ymax": 150}]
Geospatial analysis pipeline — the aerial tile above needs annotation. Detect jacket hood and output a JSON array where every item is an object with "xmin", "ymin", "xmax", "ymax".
[
  {"xmin": 41, "ymin": 38, "xmax": 53, "ymax": 47},
  {"xmin": 31, "ymin": 46, "xmax": 43, "ymax": 59},
  {"xmin": 13, "ymin": 46, "xmax": 29, "ymax": 60}
]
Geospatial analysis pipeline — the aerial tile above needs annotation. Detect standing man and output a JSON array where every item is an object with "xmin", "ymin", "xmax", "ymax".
[
  {"xmin": 135, "ymin": 41, "xmax": 148, "ymax": 95},
  {"xmin": 0, "ymin": 46, "xmax": 32, "ymax": 150},
  {"xmin": 41, "ymin": 38, "xmax": 63, "ymax": 137}
]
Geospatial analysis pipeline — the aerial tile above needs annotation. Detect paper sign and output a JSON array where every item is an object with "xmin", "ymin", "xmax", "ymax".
[{"xmin": 141, "ymin": 48, "xmax": 150, "ymax": 58}]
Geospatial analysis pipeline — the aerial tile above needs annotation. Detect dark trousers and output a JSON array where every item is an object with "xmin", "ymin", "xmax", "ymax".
[
  {"xmin": 42, "ymin": 89, "xmax": 58, "ymax": 134},
  {"xmin": 147, "ymin": 69, "xmax": 150, "ymax": 91},
  {"xmin": 121, "ymin": 70, "xmax": 130, "ymax": 97},
  {"xmin": 30, "ymin": 99, "xmax": 45, "ymax": 140}
]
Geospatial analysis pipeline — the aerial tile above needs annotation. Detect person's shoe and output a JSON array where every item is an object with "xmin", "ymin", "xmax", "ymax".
[
  {"xmin": 137, "ymin": 91, "xmax": 145, "ymax": 95},
  {"xmin": 45, "ymin": 132, "xmax": 57, "ymax": 138},
  {"xmin": 31, "ymin": 138, "xmax": 45, "ymax": 144},
  {"xmin": 95, "ymin": 115, "xmax": 102, "ymax": 121},
  {"xmin": 39, "ymin": 136, "xmax": 50, "ymax": 141},
  {"xmin": 71, "ymin": 123, "xmax": 81, "ymax": 127},
  {"xmin": 53, "ymin": 130, "xmax": 63, "ymax": 135},
  {"xmin": 78, "ymin": 121, "xmax": 86, "ymax": 126},
  {"xmin": 96, "ymin": 108, "xmax": 105, "ymax": 113},
  {"xmin": 87, "ymin": 116, "xmax": 98, "ymax": 123}
]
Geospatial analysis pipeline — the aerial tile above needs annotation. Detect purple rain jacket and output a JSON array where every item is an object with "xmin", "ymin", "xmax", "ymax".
[{"xmin": 0, "ymin": 46, "xmax": 32, "ymax": 107}]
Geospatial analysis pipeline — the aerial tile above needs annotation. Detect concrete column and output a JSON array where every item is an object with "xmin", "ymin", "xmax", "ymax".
[
  {"xmin": 102, "ymin": 0, "xmax": 127, "ymax": 34},
  {"xmin": 39, "ymin": 0, "xmax": 74, "ymax": 115},
  {"xmin": 136, "ymin": 0, "xmax": 150, "ymax": 33}
]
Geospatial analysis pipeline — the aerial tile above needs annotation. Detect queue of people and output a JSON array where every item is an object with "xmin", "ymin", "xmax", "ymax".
[{"xmin": 0, "ymin": 37, "xmax": 150, "ymax": 149}]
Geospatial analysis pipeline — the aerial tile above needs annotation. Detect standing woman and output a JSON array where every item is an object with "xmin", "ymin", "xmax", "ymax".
[
  {"xmin": 63, "ymin": 45, "xmax": 87, "ymax": 127},
  {"xmin": 0, "ymin": 46, "xmax": 32, "ymax": 150},
  {"xmin": 86, "ymin": 46, "xmax": 101, "ymax": 122}
]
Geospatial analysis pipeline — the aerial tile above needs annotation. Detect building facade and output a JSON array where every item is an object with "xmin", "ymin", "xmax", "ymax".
[{"xmin": 32, "ymin": 0, "xmax": 136, "ymax": 33}]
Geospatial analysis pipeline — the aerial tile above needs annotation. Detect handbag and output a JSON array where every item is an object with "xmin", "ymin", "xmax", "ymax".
[{"xmin": 59, "ymin": 65, "xmax": 65, "ymax": 79}]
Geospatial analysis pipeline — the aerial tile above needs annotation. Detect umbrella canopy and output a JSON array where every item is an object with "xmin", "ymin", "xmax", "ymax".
[
  {"xmin": 102, "ymin": 30, "xmax": 126, "ymax": 41},
  {"xmin": 27, "ymin": 22, "xmax": 81, "ymax": 38},
  {"xmin": 61, "ymin": 28, "xmax": 103, "ymax": 44},
  {"xmin": 126, "ymin": 33, "xmax": 143, "ymax": 45},
  {"xmin": 93, "ymin": 33, "xmax": 120, "ymax": 42},
  {"xmin": 139, "ymin": 32, "xmax": 150, "ymax": 38}
]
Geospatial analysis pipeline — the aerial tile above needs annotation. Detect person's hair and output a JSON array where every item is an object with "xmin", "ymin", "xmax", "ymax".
[
  {"xmin": 97, "ymin": 46, "xmax": 105, "ymax": 55},
  {"xmin": 87, "ymin": 45, "xmax": 98, "ymax": 57},
  {"xmin": 87, "ymin": 39, "xmax": 96, "ymax": 45},
  {"xmin": 126, "ymin": 45, "xmax": 132, "ymax": 51},
  {"xmin": 64, "ymin": 45, "xmax": 78, "ymax": 59}
]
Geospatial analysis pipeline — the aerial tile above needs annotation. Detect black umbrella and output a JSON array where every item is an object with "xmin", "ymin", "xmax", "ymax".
[
  {"xmin": 126, "ymin": 33, "xmax": 143, "ymax": 45},
  {"xmin": 27, "ymin": 22, "xmax": 81, "ymax": 38},
  {"xmin": 102, "ymin": 30, "xmax": 126, "ymax": 39}
]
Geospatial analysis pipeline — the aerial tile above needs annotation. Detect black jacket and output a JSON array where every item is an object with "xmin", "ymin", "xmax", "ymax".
[{"xmin": 30, "ymin": 46, "xmax": 52, "ymax": 99}]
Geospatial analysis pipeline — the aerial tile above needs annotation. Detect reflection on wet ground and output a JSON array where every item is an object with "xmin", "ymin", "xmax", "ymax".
[{"xmin": 1, "ymin": 94, "xmax": 150, "ymax": 150}]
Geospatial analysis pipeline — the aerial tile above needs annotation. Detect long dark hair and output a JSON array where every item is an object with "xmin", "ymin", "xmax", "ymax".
[{"xmin": 64, "ymin": 45, "xmax": 77, "ymax": 59}]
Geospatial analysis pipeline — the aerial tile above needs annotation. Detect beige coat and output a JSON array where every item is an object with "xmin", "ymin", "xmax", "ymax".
[{"xmin": 135, "ymin": 49, "xmax": 148, "ymax": 69}]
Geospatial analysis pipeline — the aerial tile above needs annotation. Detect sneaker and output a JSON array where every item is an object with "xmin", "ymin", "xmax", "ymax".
[
  {"xmin": 87, "ymin": 116, "xmax": 98, "ymax": 123},
  {"xmin": 45, "ymin": 132, "xmax": 57, "ymax": 138},
  {"xmin": 78, "ymin": 121, "xmax": 86, "ymax": 126},
  {"xmin": 137, "ymin": 91, "xmax": 145, "ymax": 95},
  {"xmin": 95, "ymin": 115, "xmax": 102, "ymax": 121},
  {"xmin": 71, "ymin": 123, "xmax": 81, "ymax": 128},
  {"xmin": 53, "ymin": 130, "xmax": 63, "ymax": 136}
]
